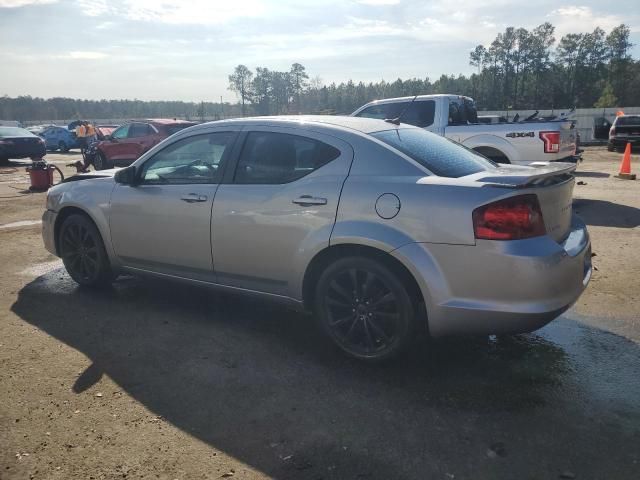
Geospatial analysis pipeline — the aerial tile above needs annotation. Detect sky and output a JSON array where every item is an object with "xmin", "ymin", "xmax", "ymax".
[{"xmin": 1, "ymin": 0, "xmax": 639, "ymax": 102}]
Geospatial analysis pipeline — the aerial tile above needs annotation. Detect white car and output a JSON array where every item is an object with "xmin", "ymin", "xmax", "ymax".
[{"xmin": 352, "ymin": 94, "xmax": 578, "ymax": 165}]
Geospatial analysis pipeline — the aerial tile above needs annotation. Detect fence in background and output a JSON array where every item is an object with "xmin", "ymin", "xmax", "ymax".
[{"xmin": 481, "ymin": 107, "xmax": 640, "ymax": 144}]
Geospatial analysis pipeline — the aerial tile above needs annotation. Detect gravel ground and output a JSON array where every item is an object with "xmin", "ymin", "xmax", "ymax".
[{"xmin": 0, "ymin": 147, "xmax": 639, "ymax": 480}]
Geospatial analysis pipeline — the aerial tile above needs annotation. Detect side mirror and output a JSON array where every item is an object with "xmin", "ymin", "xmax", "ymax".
[{"xmin": 114, "ymin": 166, "xmax": 137, "ymax": 185}]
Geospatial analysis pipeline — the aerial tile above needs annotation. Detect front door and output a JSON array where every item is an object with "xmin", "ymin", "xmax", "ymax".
[
  {"xmin": 109, "ymin": 130, "xmax": 237, "ymax": 281},
  {"xmin": 101, "ymin": 124, "xmax": 131, "ymax": 163},
  {"xmin": 211, "ymin": 127, "xmax": 353, "ymax": 298}
]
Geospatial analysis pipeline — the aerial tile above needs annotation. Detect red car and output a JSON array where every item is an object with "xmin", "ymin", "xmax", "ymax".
[{"xmin": 93, "ymin": 119, "xmax": 197, "ymax": 170}]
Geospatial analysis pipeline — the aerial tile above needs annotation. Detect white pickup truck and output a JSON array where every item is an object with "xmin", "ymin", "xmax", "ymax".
[{"xmin": 351, "ymin": 94, "xmax": 578, "ymax": 165}]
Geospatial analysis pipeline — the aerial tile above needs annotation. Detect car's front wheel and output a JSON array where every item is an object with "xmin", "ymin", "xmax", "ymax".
[
  {"xmin": 59, "ymin": 214, "xmax": 114, "ymax": 287},
  {"xmin": 315, "ymin": 256, "xmax": 416, "ymax": 362}
]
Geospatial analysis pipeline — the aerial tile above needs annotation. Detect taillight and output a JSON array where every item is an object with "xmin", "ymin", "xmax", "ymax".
[
  {"xmin": 610, "ymin": 127, "xmax": 616, "ymax": 137},
  {"xmin": 539, "ymin": 131, "xmax": 560, "ymax": 153},
  {"xmin": 473, "ymin": 194, "xmax": 545, "ymax": 240}
]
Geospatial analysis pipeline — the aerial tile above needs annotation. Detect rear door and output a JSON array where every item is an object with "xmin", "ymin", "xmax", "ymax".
[
  {"xmin": 211, "ymin": 127, "xmax": 353, "ymax": 297},
  {"xmin": 126, "ymin": 122, "xmax": 156, "ymax": 160}
]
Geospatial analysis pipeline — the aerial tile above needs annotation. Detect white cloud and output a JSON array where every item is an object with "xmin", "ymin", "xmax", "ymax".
[
  {"xmin": 76, "ymin": 0, "xmax": 267, "ymax": 24},
  {"xmin": 549, "ymin": 5, "xmax": 637, "ymax": 37},
  {"xmin": 0, "ymin": 0, "xmax": 56, "ymax": 7},
  {"xmin": 355, "ymin": 0, "xmax": 401, "ymax": 5},
  {"xmin": 62, "ymin": 51, "xmax": 109, "ymax": 59}
]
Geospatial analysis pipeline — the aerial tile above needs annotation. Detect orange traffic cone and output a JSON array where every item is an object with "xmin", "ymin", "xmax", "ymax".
[{"xmin": 617, "ymin": 142, "xmax": 636, "ymax": 180}]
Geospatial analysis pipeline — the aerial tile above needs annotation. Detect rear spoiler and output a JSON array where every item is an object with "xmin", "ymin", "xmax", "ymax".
[{"xmin": 475, "ymin": 162, "xmax": 576, "ymax": 188}]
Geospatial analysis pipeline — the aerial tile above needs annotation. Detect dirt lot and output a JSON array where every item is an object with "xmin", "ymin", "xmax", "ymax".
[{"xmin": 1, "ymin": 147, "xmax": 639, "ymax": 480}]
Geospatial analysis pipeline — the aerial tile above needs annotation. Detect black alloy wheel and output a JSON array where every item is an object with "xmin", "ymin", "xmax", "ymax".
[
  {"xmin": 315, "ymin": 257, "xmax": 415, "ymax": 361},
  {"xmin": 59, "ymin": 214, "xmax": 113, "ymax": 287},
  {"xmin": 93, "ymin": 151, "xmax": 108, "ymax": 170}
]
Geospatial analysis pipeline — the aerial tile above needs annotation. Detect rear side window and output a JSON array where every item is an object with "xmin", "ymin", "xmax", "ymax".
[
  {"xmin": 356, "ymin": 100, "xmax": 435, "ymax": 127},
  {"xmin": 166, "ymin": 124, "xmax": 195, "ymax": 136},
  {"xmin": 128, "ymin": 123, "xmax": 153, "ymax": 138},
  {"xmin": 371, "ymin": 128, "xmax": 496, "ymax": 178},
  {"xmin": 234, "ymin": 131, "xmax": 340, "ymax": 184},
  {"xmin": 356, "ymin": 103, "xmax": 407, "ymax": 120},
  {"xmin": 402, "ymin": 101, "xmax": 435, "ymax": 128}
]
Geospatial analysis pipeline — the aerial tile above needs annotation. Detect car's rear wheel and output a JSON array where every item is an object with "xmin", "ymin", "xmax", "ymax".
[
  {"xmin": 58, "ymin": 141, "xmax": 69, "ymax": 153},
  {"xmin": 93, "ymin": 151, "xmax": 109, "ymax": 170},
  {"xmin": 315, "ymin": 256, "xmax": 415, "ymax": 362},
  {"xmin": 59, "ymin": 214, "xmax": 113, "ymax": 287}
]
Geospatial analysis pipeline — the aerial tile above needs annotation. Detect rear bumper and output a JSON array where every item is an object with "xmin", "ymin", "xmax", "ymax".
[
  {"xmin": 609, "ymin": 137, "xmax": 640, "ymax": 148},
  {"xmin": 392, "ymin": 214, "xmax": 591, "ymax": 337},
  {"xmin": 0, "ymin": 144, "xmax": 46, "ymax": 159}
]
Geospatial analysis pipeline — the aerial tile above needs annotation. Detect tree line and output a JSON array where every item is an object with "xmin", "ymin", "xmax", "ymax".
[{"xmin": 1, "ymin": 22, "xmax": 637, "ymax": 122}]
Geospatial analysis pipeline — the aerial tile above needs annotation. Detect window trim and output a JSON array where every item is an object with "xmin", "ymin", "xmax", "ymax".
[
  {"xmin": 229, "ymin": 129, "xmax": 343, "ymax": 185},
  {"xmin": 136, "ymin": 131, "xmax": 239, "ymax": 186}
]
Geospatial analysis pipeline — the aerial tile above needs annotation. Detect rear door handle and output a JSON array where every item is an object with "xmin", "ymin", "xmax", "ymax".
[
  {"xmin": 181, "ymin": 193, "xmax": 208, "ymax": 203},
  {"xmin": 292, "ymin": 195, "xmax": 327, "ymax": 206}
]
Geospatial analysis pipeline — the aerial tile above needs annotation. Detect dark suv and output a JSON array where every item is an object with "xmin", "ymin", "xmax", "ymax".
[
  {"xmin": 608, "ymin": 115, "xmax": 640, "ymax": 152},
  {"xmin": 93, "ymin": 119, "xmax": 197, "ymax": 170}
]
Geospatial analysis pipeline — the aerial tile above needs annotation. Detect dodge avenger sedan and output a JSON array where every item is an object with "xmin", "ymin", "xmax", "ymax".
[{"xmin": 42, "ymin": 116, "xmax": 591, "ymax": 361}]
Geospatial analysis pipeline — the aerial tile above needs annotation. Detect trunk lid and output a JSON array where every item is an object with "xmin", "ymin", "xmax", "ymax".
[{"xmin": 474, "ymin": 162, "xmax": 575, "ymax": 242}]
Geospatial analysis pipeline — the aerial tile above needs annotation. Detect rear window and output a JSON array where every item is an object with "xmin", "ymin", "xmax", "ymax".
[
  {"xmin": 615, "ymin": 116, "xmax": 640, "ymax": 126},
  {"xmin": 371, "ymin": 128, "xmax": 497, "ymax": 178}
]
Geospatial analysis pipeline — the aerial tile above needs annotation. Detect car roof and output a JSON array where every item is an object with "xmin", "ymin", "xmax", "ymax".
[
  {"xmin": 143, "ymin": 118, "xmax": 197, "ymax": 125},
  {"xmin": 197, "ymin": 115, "xmax": 415, "ymax": 135}
]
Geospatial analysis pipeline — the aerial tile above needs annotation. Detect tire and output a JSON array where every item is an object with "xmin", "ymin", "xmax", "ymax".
[
  {"xmin": 58, "ymin": 214, "xmax": 114, "ymax": 287},
  {"xmin": 93, "ymin": 151, "xmax": 109, "ymax": 170},
  {"xmin": 314, "ymin": 256, "xmax": 416, "ymax": 362},
  {"xmin": 473, "ymin": 147, "xmax": 510, "ymax": 164},
  {"xmin": 58, "ymin": 141, "xmax": 69, "ymax": 153},
  {"xmin": 0, "ymin": 157, "xmax": 8, "ymax": 166}
]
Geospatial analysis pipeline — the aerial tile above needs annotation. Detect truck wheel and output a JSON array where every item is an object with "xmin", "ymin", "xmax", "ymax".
[
  {"xmin": 59, "ymin": 214, "xmax": 114, "ymax": 287},
  {"xmin": 58, "ymin": 141, "xmax": 69, "ymax": 153},
  {"xmin": 314, "ymin": 256, "xmax": 416, "ymax": 362},
  {"xmin": 473, "ymin": 146, "xmax": 510, "ymax": 164}
]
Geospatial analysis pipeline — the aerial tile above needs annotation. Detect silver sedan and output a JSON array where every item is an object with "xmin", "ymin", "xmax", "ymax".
[{"xmin": 42, "ymin": 116, "xmax": 591, "ymax": 361}]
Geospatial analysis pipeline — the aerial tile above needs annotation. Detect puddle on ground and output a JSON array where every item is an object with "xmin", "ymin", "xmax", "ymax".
[
  {"xmin": 20, "ymin": 259, "xmax": 63, "ymax": 277},
  {"xmin": 0, "ymin": 220, "xmax": 42, "ymax": 229}
]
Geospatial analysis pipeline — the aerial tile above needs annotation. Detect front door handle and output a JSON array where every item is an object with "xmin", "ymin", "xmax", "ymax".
[
  {"xmin": 181, "ymin": 193, "xmax": 208, "ymax": 203},
  {"xmin": 292, "ymin": 195, "xmax": 327, "ymax": 206}
]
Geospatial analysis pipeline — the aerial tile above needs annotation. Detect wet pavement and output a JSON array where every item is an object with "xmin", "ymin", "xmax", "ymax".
[{"xmin": 8, "ymin": 264, "xmax": 640, "ymax": 479}]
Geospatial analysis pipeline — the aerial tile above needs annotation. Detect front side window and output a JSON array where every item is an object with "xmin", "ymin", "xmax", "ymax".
[
  {"xmin": 234, "ymin": 131, "xmax": 341, "ymax": 184},
  {"xmin": 140, "ymin": 132, "xmax": 234, "ymax": 185},
  {"xmin": 112, "ymin": 125, "xmax": 130, "ymax": 139},
  {"xmin": 371, "ymin": 128, "xmax": 497, "ymax": 178}
]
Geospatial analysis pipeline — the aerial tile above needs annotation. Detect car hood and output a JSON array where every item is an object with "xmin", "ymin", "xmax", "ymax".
[{"xmin": 62, "ymin": 168, "xmax": 119, "ymax": 183}]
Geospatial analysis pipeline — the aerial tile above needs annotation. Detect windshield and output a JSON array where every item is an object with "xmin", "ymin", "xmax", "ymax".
[
  {"xmin": 371, "ymin": 128, "xmax": 497, "ymax": 178},
  {"xmin": 0, "ymin": 127, "xmax": 34, "ymax": 137}
]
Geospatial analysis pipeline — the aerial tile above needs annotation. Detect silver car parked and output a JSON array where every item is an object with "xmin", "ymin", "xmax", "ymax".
[{"xmin": 42, "ymin": 116, "xmax": 592, "ymax": 361}]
